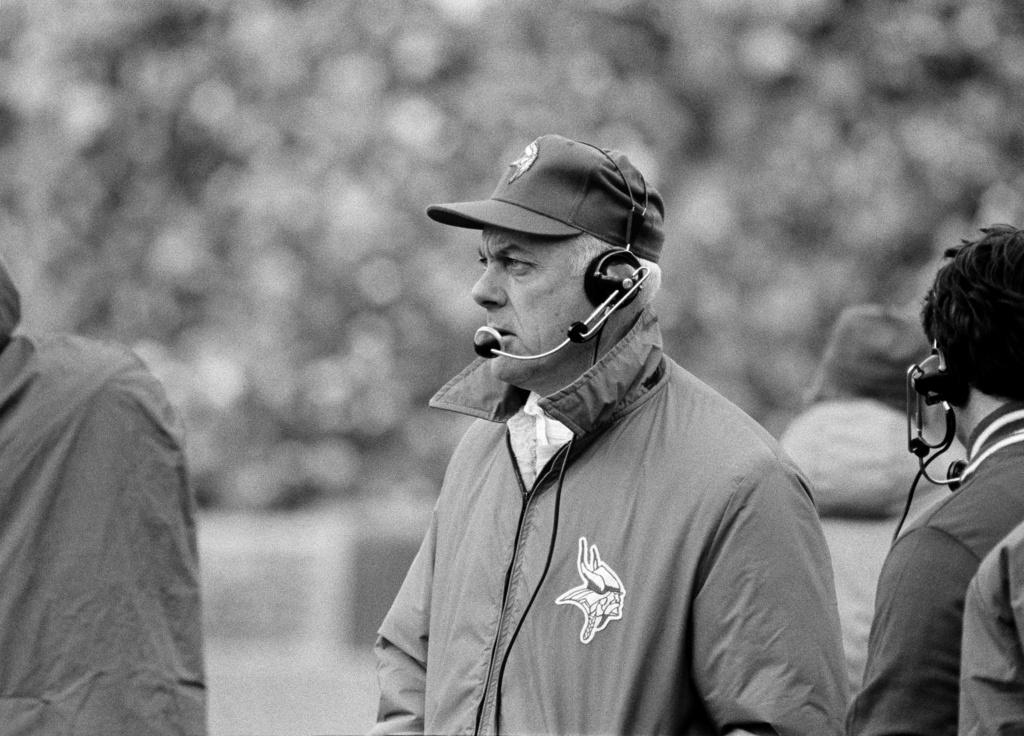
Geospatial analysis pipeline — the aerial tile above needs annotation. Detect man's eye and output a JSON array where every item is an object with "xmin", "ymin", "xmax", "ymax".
[{"xmin": 477, "ymin": 254, "xmax": 531, "ymax": 272}]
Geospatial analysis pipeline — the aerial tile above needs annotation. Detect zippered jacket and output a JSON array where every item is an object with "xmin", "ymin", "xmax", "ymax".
[
  {"xmin": 373, "ymin": 309, "xmax": 848, "ymax": 735},
  {"xmin": 961, "ymin": 510, "xmax": 1024, "ymax": 736},
  {"xmin": 0, "ymin": 260, "xmax": 206, "ymax": 735}
]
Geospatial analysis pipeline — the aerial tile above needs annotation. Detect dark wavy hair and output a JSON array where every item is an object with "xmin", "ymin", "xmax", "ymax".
[{"xmin": 921, "ymin": 223, "xmax": 1024, "ymax": 405}]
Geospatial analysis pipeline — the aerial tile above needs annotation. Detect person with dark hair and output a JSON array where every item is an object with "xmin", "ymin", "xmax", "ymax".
[
  {"xmin": 0, "ymin": 257, "xmax": 207, "ymax": 735},
  {"xmin": 370, "ymin": 134, "xmax": 847, "ymax": 735},
  {"xmin": 847, "ymin": 224, "xmax": 1024, "ymax": 735},
  {"xmin": 780, "ymin": 304, "xmax": 962, "ymax": 693}
]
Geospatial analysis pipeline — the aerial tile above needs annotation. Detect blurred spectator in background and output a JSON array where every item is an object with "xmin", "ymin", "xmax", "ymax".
[
  {"xmin": 371, "ymin": 134, "xmax": 847, "ymax": 735},
  {"xmin": 848, "ymin": 224, "xmax": 1024, "ymax": 735},
  {"xmin": 780, "ymin": 304, "xmax": 961, "ymax": 693},
  {"xmin": 0, "ymin": 257, "xmax": 206, "ymax": 735},
  {"xmin": 960, "ymin": 518, "xmax": 1024, "ymax": 734}
]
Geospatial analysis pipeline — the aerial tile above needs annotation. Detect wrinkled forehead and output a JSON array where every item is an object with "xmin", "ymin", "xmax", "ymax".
[{"xmin": 479, "ymin": 227, "xmax": 580, "ymax": 258}]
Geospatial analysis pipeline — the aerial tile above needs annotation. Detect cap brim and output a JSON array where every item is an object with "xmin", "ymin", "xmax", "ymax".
[{"xmin": 426, "ymin": 199, "xmax": 580, "ymax": 237}]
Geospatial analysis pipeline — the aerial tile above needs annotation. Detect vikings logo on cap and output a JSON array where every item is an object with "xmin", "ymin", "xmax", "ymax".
[
  {"xmin": 507, "ymin": 139, "xmax": 539, "ymax": 183},
  {"xmin": 556, "ymin": 536, "xmax": 626, "ymax": 644}
]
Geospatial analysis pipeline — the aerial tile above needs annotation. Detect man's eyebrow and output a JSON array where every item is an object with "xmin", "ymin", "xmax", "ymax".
[{"xmin": 479, "ymin": 240, "xmax": 531, "ymax": 260}]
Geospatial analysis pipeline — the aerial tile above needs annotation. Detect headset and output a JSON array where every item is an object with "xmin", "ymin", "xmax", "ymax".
[
  {"xmin": 906, "ymin": 346, "xmax": 958, "ymax": 460},
  {"xmin": 473, "ymin": 142, "xmax": 651, "ymax": 360},
  {"xmin": 893, "ymin": 342, "xmax": 967, "ymax": 539}
]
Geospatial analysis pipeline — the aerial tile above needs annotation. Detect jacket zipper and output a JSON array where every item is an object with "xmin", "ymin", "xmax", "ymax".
[{"xmin": 473, "ymin": 440, "xmax": 567, "ymax": 735}]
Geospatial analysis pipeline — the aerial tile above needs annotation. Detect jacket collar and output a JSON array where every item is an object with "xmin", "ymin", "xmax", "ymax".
[
  {"xmin": 429, "ymin": 308, "xmax": 666, "ymax": 436},
  {"xmin": 959, "ymin": 400, "xmax": 1024, "ymax": 484}
]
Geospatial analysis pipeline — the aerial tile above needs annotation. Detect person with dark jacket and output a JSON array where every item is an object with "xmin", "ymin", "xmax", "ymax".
[
  {"xmin": 847, "ymin": 223, "xmax": 1024, "ymax": 735},
  {"xmin": 371, "ymin": 134, "xmax": 848, "ymax": 735},
  {"xmin": 0, "ymin": 257, "xmax": 207, "ymax": 735}
]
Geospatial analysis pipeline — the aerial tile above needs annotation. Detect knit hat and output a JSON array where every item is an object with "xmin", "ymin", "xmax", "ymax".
[
  {"xmin": 426, "ymin": 134, "xmax": 665, "ymax": 263},
  {"xmin": 806, "ymin": 304, "xmax": 930, "ymax": 412}
]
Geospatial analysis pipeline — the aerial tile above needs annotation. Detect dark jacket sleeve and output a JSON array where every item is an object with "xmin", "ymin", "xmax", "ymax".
[
  {"xmin": 371, "ymin": 510, "xmax": 437, "ymax": 735},
  {"xmin": 691, "ymin": 458, "xmax": 849, "ymax": 735},
  {"xmin": 848, "ymin": 527, "xmax": 976, "ymax": 736}
]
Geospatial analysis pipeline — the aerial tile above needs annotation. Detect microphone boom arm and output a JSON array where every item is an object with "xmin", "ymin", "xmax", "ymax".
[{"xmin": 473, "ymin": 327, "xmax": 571, "ymax": 361}]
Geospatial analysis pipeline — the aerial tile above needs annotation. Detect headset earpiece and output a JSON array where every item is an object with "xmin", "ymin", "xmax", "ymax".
[
  {"xmin": 910, "ymin": 345, "xmax": 967, "ymax": 406},
  {"xmin": 583, "ymin": 249, "xmax": 644, "ymax": 307}
]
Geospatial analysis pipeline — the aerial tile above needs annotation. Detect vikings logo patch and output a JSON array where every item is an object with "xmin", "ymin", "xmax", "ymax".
[
  {"xmin": 556, "ymin": 537, "xmax": 626, "ymax": 644},
  {"xmin": 507, "ymin": 139, "xmax": 539, "ymax": 183}
]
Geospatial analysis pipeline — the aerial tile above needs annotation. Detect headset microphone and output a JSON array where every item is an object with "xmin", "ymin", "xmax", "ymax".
[{"xmin": 946, "ymin": 459, "xmax": 967, "ymax": 491}]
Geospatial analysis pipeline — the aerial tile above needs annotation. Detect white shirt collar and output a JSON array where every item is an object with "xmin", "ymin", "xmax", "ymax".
[{"xmin": 509, "ymin": 392, "xmax": 574, "ymax": 487}]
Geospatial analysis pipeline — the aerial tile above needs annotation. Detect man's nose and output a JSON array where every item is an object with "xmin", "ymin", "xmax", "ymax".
[{"xmin": 471, "ymin": 265, "xmax": 505, "ymax": 309}]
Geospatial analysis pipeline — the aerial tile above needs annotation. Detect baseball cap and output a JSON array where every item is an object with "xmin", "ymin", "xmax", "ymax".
[{"xmin": 426, "ymin": 134, "xmax": 666, "ymax": 263}]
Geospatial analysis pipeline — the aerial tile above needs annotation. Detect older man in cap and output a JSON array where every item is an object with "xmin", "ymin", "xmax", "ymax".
[{"xmin": 371, "ymin": 134, "xmax": 847, "ymax": 735}]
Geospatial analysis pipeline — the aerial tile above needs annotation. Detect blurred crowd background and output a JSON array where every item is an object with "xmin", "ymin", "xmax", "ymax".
[{"xmin": 2, "ymin": 0, "xmax": 1024, "ymax": 733}]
